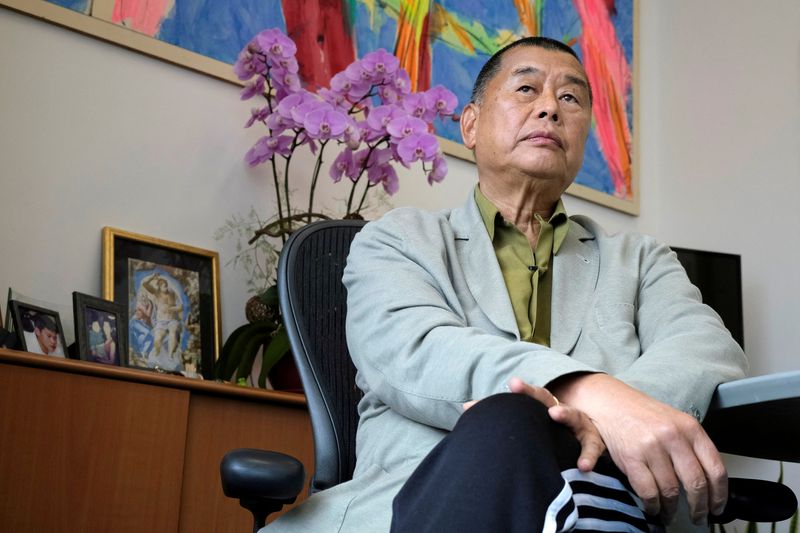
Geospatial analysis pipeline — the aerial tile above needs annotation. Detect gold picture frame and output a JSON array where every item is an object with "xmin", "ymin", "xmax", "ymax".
[{"xmin": 102, "ymin": 227, "xmax": 220, "ymax": 379}]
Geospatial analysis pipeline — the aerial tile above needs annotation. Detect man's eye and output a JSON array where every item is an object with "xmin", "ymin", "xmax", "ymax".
[
  {"xmin": 560, "ymin": 93, "xmax": 578, "ymax": 103},
  {"xmin": 518, "ymin": 85, "xmax": 535, "ymax": 94}
]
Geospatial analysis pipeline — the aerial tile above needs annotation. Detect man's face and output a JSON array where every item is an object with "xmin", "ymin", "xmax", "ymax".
[
  {"xmin": 35, "ymin": 326, "xmax": 58, "ymax": 354},
  {"xmin": 461, "ymin": 46, "xmax": 592, "ymax": 189},
  {"xmin": 157, "ymin": 279, "xmax": 168, "ymax": 292}
]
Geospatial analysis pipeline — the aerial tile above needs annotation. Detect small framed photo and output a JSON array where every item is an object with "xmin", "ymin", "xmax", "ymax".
[
  {"xmin": 9, "ymin": 300, "xmax": 68, "ymax": 357},
  {"xmin": 102, "ymin": 227, "xmax": 220, "ymax": 379},
  {"xmin": 73, "ymin": 292, "xmax": 128, "ymax": 366}
]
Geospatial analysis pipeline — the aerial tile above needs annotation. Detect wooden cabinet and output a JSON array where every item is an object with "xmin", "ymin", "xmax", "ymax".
[{"xmin": 0, "ymin": 348, "xmax": 314, "ymax": 533}]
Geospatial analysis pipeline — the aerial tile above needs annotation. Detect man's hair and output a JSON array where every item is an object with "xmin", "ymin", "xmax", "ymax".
[
  {"xmin": 470, "ymin": 36, "xmax": 585, "ymax": 104},
  {"xmin": 33, "ymin": 313, "xmax": 57, "ymax": 333}
]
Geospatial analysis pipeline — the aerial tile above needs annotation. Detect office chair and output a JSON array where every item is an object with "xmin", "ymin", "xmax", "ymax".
[{"xmin": 220, "ymin": 219, "xmax": 797, "ymax": 532}]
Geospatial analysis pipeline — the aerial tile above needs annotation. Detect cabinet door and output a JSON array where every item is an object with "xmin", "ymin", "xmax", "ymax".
[
  {"xmin": 179, "ymin": 394, "xmax": 314, "ymax": 533},
  {"xmin": 0, "ymin": 364, "xmax": 189, "ymax": 533}
]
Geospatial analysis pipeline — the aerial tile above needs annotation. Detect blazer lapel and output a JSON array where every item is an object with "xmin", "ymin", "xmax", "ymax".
[
  {"xmin": 450, "ymin": 192, "xmax": 519, "ymax": 338},
  {"xmin": 550, "ymin": 218, "xmax": 599, "ymax": 354}
]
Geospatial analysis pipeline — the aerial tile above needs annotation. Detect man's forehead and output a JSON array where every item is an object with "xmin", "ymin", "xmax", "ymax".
[{"xmin": 498, "ymin": 46, "xmax": 587, "ymax": 82}]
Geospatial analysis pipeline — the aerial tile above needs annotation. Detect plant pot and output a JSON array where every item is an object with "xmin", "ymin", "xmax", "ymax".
[{"xmin": 268, "ymin": 353, "xmax": 303, "ymax": 393}]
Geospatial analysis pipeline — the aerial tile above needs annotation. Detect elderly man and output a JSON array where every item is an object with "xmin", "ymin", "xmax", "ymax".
[{"xmin": 268, "ymin": 37, "xmax": 746, "ymax": 532}]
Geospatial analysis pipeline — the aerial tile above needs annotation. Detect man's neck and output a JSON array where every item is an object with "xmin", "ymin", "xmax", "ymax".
[{"xmin": 478, "ymin": 180, "xmax": 563, "ymax": 247}]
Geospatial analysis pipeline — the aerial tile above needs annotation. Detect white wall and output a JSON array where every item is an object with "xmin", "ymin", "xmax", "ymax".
[{"xmin": 1, "ymin": 1, "xmax": 798, "ymax": 525}]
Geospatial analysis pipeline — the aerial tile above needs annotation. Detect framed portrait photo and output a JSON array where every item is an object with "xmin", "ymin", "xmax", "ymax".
[
  {"xmin": 73, "ymin": 292, "xmax": 128, "ymax": 366},
  {"xmin": 102, "ymin": 227, "xmax": 220, "ymax": 379},
  {"xmin": 9, "ymin": 300, "xmax": 68, "ymax": 358}
]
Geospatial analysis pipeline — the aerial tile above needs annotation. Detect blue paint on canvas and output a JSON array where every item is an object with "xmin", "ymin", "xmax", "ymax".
[
  {"xmin": 46, "ymin": 0, "xmax": 90, "ymax": 14},
  {"xmin": 157, "ymin": 0, "xmax": 286, "ymax": 64}
]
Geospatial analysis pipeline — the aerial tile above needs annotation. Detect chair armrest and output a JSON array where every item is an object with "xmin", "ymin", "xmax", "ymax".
[
  {"xmin": 221, "ymin": 448, "xmax": 305, "ymax": 501},
  {"xmin": 220, "ymin": 448, "xmax": 306, "ymax": 532},
  {"xmin": 703, "ymin": 371, "xmax": 800, "ymax": 462},
  {"xmin": 712, "ymin": 478, "xmax": 797, "ymax": 524}
]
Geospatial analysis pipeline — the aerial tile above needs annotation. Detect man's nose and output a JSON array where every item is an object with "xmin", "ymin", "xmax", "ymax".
[{"xmin": 534, "ymin": 91, "xmax": 559, "ymax": 122}]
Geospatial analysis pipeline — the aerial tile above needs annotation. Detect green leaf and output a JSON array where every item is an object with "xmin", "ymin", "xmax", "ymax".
[
  {"xmin": 259, "ymin": 284, "xmax": 280, "ymax": 307},
  {"xmin": 258, "ymin": 327, "xmax": 291, "ymax": 388},
  {"xmin": 790, "ymin": 508, "xmax": 799, "ymax": 533},
  {"xmin": 215, "ymin": 322, "xmax": 255, "ymax": 379},
  {"xmin": 234, "ymin": 328, "xmax": 272, "ymax": 382},
  {"xmin": 216, "ymin": 320, "xmax": 276, "ymax": 380}
]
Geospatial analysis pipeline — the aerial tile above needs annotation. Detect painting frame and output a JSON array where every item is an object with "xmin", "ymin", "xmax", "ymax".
[
  {"xmin": 73, "ymin": 291, "xmax": 128, "ymax": 366},
  {"xmin": 1, "ymin": 0, "xmax": 638, "ymax": 214},
  {"xmin": 102, "ymin": 227, "xmax": 221, "ymax": 379},
  {"xmin": 9, "ymin": 300, "xmax": 68, "ymax": 358}
]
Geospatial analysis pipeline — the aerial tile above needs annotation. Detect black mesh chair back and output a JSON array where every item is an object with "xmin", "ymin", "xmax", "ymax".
[{"xmin": 277, "ymin": 219, "xmax": 368, "ymax": 493}]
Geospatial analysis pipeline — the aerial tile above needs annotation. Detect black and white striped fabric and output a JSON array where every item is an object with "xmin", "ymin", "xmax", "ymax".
[{"xmin": 544, "ymin": 469, "xmax": 665, "ymax": 532}]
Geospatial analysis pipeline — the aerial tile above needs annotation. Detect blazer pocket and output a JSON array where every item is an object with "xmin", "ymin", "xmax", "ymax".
[{"xmin": 594, "ymin": 302, "xmax": 638, "ymax": 346}]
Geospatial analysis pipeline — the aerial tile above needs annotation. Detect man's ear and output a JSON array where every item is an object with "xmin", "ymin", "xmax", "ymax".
[{"xmin": 460, "ymin": 102, "xmax": 478, "ymax": 150}]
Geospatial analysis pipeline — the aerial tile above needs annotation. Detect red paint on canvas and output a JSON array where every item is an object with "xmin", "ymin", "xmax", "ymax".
[
  {"xmin": 573, "ymin": 0, "xmax": 632, "ymax": 198},
  {"xmin": 282, "ymin": 0, "xmax": 357, "ymax": 90},
  {"xmin": 112, "ymin": 0, "xmax": 172, "ymax": 36}
]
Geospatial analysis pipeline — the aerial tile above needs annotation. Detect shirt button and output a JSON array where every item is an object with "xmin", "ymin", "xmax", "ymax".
[{"xmin": 528, "ymin": 265, "xmax": 538, "ymax": 272}]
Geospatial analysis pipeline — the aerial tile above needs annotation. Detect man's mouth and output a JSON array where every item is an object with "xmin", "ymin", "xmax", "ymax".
[{"xmin": 524, "ymin": 130, "xmax": 563, "ymax": 148}]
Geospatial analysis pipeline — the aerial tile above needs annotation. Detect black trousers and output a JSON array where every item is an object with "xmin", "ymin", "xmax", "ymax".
[{"xmin": 391, "ymin": 393, "xmax": 663, "ymax": 533}]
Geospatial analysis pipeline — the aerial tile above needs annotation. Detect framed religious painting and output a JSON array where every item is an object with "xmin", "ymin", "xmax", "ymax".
[
  {"xmin": 102, "ymin": 227, "xmax": 220, "ymax": 379},
  {"xmin": 73, "ymin": 292, "xmax": 128, "ymax": 366}
]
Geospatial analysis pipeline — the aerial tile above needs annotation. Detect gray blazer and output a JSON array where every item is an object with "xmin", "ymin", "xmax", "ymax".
[{"xmin": 266, "ymin": 191, "xmax": 747, "ymax": 532}]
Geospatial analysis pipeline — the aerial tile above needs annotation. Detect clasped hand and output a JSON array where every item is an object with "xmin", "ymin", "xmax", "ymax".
[{"xmin": 464, "ymin": 374, "xmax": 727, "ymax": 525}]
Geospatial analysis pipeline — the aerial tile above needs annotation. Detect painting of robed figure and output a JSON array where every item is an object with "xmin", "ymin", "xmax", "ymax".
[{"xmin": 127, "ymin": 260, "xmax": 201, "ymax": 374}]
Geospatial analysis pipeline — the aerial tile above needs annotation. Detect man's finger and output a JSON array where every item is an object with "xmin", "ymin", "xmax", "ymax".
[
  {"xmin": 693, "ymin": 437, "xmax": 728, "ymax": 516},
  {"xmin": 625, "ymin": 463, "xmax": 661, "ymax": 517},
  {"xmin": 642, "ymin": 446, "xmax": 681, "ymax": 523},
  {"xmin": 548, "ymin": 406, "xmax": 605, "ymax": 472},
  {"xmin": 462, "ymin": 400, "xmax": 478, "ymax": 411},
  {"xmin": 508, "ymin": 377, "xmax": 558, "ymax": 407}
]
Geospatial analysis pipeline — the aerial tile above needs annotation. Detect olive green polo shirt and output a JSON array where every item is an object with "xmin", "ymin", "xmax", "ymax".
[{"xmin": 475, "ymin": 187, "xmax": 569, "ymax": 346}]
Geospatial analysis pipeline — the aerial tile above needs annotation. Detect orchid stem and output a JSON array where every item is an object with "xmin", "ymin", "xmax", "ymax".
[
  {"xmin": 282, "ymin": 137, "xmax": 300, "ymax": 233},
  {"xmin": 269, "ymin": 157, "xmax": 286, "ymax": 244},
  {"xmin": 346, "ymin": 177, "xmax": 359, "ymax": 215},
  {"xmin": 307, "ymin": 140, "xmax": 329, "ymax": 223},
  {"xmin": 355, "ymin": 181, "xmax": 375, "ymax": 214}
]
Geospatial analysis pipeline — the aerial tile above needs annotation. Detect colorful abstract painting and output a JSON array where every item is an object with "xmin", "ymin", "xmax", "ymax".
[{"xmin": 22, "ymin": 0, "xmax": 636, "ymax": 211}]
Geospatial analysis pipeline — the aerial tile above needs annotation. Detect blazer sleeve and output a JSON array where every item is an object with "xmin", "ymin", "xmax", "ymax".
[
  {"xmin": 343, "ymin": 211, "xmax": 599, "ymax": 432},
  {"xmin": 614, "ymin": 236, "xmax": 748, "ymax": 420}
]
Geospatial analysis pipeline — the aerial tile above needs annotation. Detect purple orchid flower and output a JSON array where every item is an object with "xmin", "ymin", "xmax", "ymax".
[
  {"xmin": 245, "ymin": 106, "xmax": 271, "ymax": 128},
  {"xmin": 361, "ymin": 49, "xmax": 399, "ymax": 78},
  {"xmin": 330, "ymin": 149, "xmax": 354, "ymax": 183},
  {"xmin": 245, "ymin": 134, "xmax": 294, "ymax": 166},
  {"xmin": 396, "ymin": 132, "xmax": 439, "ymax": 165},
  {"xmin": 240, "ymin": 76, "xmax": 265, "ymax": 101},
  {"xmin": 271, "ymin": 68, "xmax": 302, "ymax": 94},
  {"xmin": 386, "ymin": 115, "xmax": 428, "ymax": 141},
  {"xmin": 423, "ymin": 85, "xmax": 458, "ymax": 117},
  {"xmin": 343, "ymin": 118, "xmax": 362, "ymax": 149},
  {"xmin": 428, "ymin": 153, "xmax": 448, "ymax": 184},
  {"xmin": 368, "ymin": 164, "xmax": 399, "ymax": 195},
  {"xmin": 256, "ymin": 28, "xmax": 297, "ymax": 60},
  {"xmin": 304, "ymin": 104, "xmax": 348, "ymax": 140},
  {"xmin": 345, "ymin": 59, "xmax": 375, "ymax": 84},
  {"xmin": 400, "ymin": 92, "xmax": 435, "ymax": 121}
]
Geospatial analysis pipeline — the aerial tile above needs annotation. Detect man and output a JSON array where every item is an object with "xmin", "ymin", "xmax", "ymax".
[
  {"xmin": 268, "ymin": 37, "xmax": 746, "ymax": 532},
  {"xmin": 141, "ymin": 272, "xmax": 183, "ymax": 365},
  {"xmin": 26, "ymin": 313, "xmax": 64, "ymax": 356}
]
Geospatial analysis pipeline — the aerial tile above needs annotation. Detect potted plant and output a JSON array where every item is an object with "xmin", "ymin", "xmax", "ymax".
[{"xmin": 215, "ymin": 28, "xmax": 457, "ymax": 389}]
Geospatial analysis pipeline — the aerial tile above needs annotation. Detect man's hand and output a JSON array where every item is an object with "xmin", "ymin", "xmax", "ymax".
[
  {"xmin": 550, "ymin": 373, "xmax": 727, "ymax": 525},
  {"xmin": 463, "ymin": 377, "xmax": 606, "ymax": 472}
]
